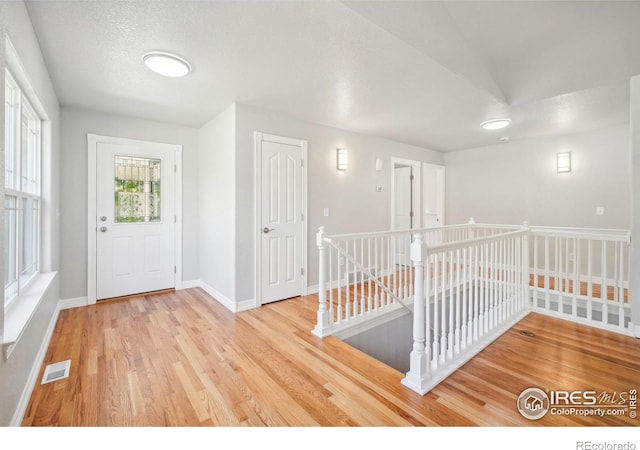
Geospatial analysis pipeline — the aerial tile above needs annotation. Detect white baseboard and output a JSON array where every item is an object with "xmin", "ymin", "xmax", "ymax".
[
  {"xmin": 198, "ymin": 280, "xmax": 239, "ymax": 312},
  {"xmin": 59, "ymin": 296, "xmax": 88, "ymax": 310},
  {"xmin": 307, "ymin": 280, "xmax": 342, "ymax": 295},
  {"xmin": 307, "ymin": 284, "xmax": 319, "ymax": 295},
  {"xmin": 11, "ymin": 302, "xmax": 61, "ymax": 426},
  {"xmin": 179, "ymin": 279, "xmax": 201, "ymax": 290},
  {"xmin": 185, "ymin": 279, "xmax": 257, "ymax": 313}
]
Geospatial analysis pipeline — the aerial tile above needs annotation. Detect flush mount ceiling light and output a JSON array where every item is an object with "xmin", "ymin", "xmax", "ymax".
[
  {"xmin": 142, "ymin": 51, "xmax": 191, "ymax": 77},
  {"xmin": 481, "ymin": 118, "xmax": 512, "ymax": 131}
]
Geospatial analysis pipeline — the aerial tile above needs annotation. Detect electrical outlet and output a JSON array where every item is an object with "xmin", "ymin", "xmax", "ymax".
[
  {"xmin": 596, "ymin": 206, "xmax": 605, "ymax": 216},
  {"xmin": 376, "ymin": 185, "xmax": 383, "ymax": 192}
]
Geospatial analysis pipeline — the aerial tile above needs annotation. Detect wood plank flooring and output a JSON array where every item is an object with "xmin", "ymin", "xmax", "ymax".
[{"xmin": 22, "ymin": 288, "xmax": 640, "ymax": 426}]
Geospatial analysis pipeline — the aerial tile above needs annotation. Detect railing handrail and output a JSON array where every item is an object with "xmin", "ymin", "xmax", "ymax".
[
  {"xmin": 324, "ymin": 222, "xmax": 520, "ymax": 241},
  {"xmin": 425, "ymin": 229, "xmax": 528, "ymax": 254},
  {"xmin": 324, "ymin": 224, "xmax": 470, "ymax": 241},
  {"xmin": 529, "ymin": 225, "xmax": 631, "ymax": 243}
]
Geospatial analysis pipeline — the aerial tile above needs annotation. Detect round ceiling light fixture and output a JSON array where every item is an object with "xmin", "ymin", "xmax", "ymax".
[
  {"xmin": 142, "ymin": 51, "xmax": 191, "ymax": 77},
  {"xmin": 480, "ymin": 118, "xmax": 512, "ymax": 131}
]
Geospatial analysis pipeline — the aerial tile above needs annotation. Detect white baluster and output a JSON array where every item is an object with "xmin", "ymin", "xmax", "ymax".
[
  {"xmin": 454, "ymin": 248, "xmax": 461, "ymax": 355},
  {"xmin": 587, "ymin": 239, "xmax": 593, "ymax": 320},
  {"xmin": 522, "ymin": 222, "xmax": 530, "ymax": 312},
  {"xmin": 367, "ymin": 237, "xmax": 372, "ymax": 313},
  {"xmin": 571, "ymin": 238, "xmax": 580, "ymax": 318},
  {"xmin": 440, "ymin": 251, "xmax": 447, "ymax": 364},
  {"xmin": 447, "ymin": 249, "xmax": 454, "ymax": 359},
  {"xmin": 601, "ymin": 240, "xmax": 608, "ymax": 325},
  {"xmin": 461, "ymin": 246, "xmax": 468, "ymax": 350},
  {"xmin": 433, "ymin": 254, "xmax": 440, "ymax": 369},
  {"xmin": 544, "ymin": 236, "xmax": 550, "ymax": 311},
  {"xmin": 472, "ymin": 244, "xmax": 479, "ymax": 342},
  {"xmin": 328, "ymin": 245, "xmax": 334, "ymax": 323}
]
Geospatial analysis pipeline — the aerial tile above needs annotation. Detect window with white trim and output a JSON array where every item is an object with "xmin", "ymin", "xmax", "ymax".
[{"xmin": 4, "ymin": 69, "xmax": 41, "ymax": 309}]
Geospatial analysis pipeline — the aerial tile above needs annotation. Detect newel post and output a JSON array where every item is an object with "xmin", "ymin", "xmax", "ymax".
[
  {"xmin": 312, "ymin": 227, "xmax": 332, "ymax": 337},
  {"xmin": 468, "ymin": 217, "xmax": 476, "ymax": 239},
  {"xmin": 401, "ymin": 233, "xmax": 431, "ymax": 394},
  {"xmin": 521, "ymin": 221, "xmax": 531, "ymax": 309}
]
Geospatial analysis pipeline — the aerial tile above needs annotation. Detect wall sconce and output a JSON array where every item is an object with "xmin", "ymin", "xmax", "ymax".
[
  {"xmin": 336, "ymin": 148, "xmax": 348, "ymax": 171},
  {"xmin": 557, "ymin": 152, "xmax": 571, "ymax": 173}
]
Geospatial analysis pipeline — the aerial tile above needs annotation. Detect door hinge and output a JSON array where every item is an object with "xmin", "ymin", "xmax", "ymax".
[
  {"xmin": 174, "ymin": 266, "xmax": 176, "ymax": 274},
  {"xmin": 174, "ymin": 164, "xmax": 177, "ymax": 173},
  {"xmin": 409, "ymin": 211, "xmax": 414, "ymax": 217},
  {"xmin": 301, "ymin": 213, "xmax": 304, "ymax": 221},
  {"xmin": 174, "ymin": 215, "xmax": 177, "ymax": 223},
  {"xmin": 301, "ymin": 160, "xmax": 304, "ymax": 167},
  {"xmin": 300, "ymin": 268, "xmax": 304, "ymax": 276},
  {"xmin": 410, "ymin": 174, "xmax": 414, "ymax": 181}
]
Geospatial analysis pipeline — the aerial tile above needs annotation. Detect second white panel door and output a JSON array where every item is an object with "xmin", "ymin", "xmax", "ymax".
[{"xmin": 260, "ymin": 139, "xmax": 303, "ymax": 304}]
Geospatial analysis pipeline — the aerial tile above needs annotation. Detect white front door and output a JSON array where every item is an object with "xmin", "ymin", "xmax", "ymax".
[
  {"xmin": 423, "ymin": 163, "xmax": 445, "ymax": 228},
  {"xmin": 93, "ymin": 138, "xmax": 177, "ymax": 300},
  {"xmin": 258, "ymin": 134, "xmax": 306, "ymax": 304}
]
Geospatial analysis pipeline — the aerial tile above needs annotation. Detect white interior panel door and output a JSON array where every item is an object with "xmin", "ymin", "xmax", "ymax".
[
  {"xmin": 423, "ymin": 163, "xmax": 445, "ymax": 228},
  {"xmin": 260, "ymin": 139, "xmax": 303, "ymax": 304},
  {"xmin": 96, "ymin": 142, "xmax": 176, "ymax": 300}
]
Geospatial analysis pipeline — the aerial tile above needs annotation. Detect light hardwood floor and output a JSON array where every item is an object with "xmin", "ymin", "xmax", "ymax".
[{"xmin": 22, "ymin": 288, "xmax": 640, "ymax": 426}]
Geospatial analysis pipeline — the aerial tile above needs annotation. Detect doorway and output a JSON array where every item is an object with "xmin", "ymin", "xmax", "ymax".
[
  {"xmin": 87, "ymin": 134, "xmax": 182, "ymax": 304},
  {"xmin": 422, "ymin": 163, "xmax": 445, "ymax": 228},
  {"xmin": 254, "ymin": 132, "xmax": 308, "ymax": 306},
  {"xmin": 391, "ymin": 158, "xmax": 422, "ymax": 231}
]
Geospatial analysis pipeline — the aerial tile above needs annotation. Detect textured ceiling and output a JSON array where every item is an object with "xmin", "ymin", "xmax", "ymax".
[{"xmin": 23, "ymin": 0, "xmax": 640, "ymax": 152}]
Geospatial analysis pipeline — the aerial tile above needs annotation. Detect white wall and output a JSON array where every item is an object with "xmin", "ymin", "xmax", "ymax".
[
  {"xmin": 0, "ymin": 1, "xmax": 61, "ymax": 426},
  {"xmin": 198, "ymin": 104, "xmax": 236, "ymax": 301},
  {"xmin": 59, "ymin": 107, "xmax": 200, "ymax": 300},
  {"xmin": 444, "ymin": 124, "xmax": 631, "ymax": 229},
  {"xmin": 235, "ymin": 103, "xmax": 444, "ymax": 301}
]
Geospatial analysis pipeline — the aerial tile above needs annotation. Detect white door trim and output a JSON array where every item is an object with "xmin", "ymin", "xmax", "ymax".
[
  {"xmin": 87, "ymin": 134, "xmax": 183, "ymax": 305},
  {"xmin": 254, "ymin": 132, "xmax": 308, "ymax": 308},
  {"xmin": 390, "ymin": 157, "xmax": 422, "ymax": 230}
]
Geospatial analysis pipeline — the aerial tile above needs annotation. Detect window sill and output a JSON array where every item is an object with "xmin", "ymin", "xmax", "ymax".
[{"xmin": 3, "ymin": 272, "xmax": 57, "ymax": 361}]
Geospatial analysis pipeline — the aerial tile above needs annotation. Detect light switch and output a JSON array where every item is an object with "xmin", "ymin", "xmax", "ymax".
[{"xmin": 596, "ymin": 206, "xmax": 604, "ymax": 216}]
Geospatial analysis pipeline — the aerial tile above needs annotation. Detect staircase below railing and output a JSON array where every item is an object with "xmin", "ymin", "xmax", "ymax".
[{"xmin": 313, "ymin": 220, "xmax": 633, "ymax": 396}]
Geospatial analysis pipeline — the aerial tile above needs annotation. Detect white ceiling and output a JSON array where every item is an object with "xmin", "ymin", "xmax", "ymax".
[{"xmin": 23, "ymin": 0, "xmax": 640, "ymax": 152}]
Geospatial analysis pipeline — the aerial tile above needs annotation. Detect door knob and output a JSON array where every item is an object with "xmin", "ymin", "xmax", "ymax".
[
  {"xmin": 263, "ymin": 227, "xmax": 275, "ymax": 234},
  {"xmin": 100, "ymin": 226, "xmax": 108, "ymax": 232},
  {"xmin": 100, "ymin": 216, "xmax": 107, "ymax": 221}
]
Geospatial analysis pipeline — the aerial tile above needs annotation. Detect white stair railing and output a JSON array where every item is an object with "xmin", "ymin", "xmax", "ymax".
[
  {"xmin": 313, "ymin": 219, "xmax": 521, "ymax": 337},
  {"xmin": 313, "ymin": 220, "xmax": 633, "ymax": 396},
  {"xmin": 313, "ymin": 226, "xmax": 413, "ymax": 338},
  {"xmin": 402, "ymin": 224, "xmax": 530, "ymax": 395},
  {"xmin": 529, "ymin": 226, "xmax": 632, "ymax": 335}
]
